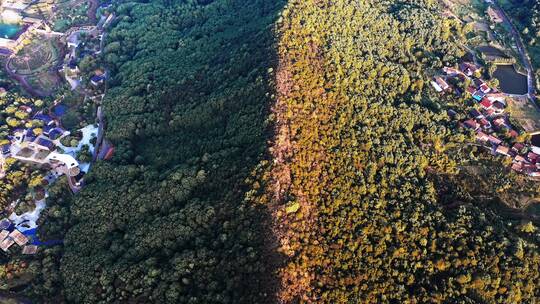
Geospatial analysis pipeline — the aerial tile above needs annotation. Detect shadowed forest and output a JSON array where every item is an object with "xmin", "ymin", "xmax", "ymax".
[{"xmin": 27, "ymin": 0, "xmax": 286, "ymax": 303}]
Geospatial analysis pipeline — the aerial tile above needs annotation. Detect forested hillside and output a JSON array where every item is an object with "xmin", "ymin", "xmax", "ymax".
[
  {"xmin": 26, "ymin": 0, "xmax": 540, "ymax": 303},
  {"xmin": 32, "ymin": 0, "xmax": 285, "ymax": 303},
  {"xmin": 249, "ymin": 0, "xmax": 540, "ymax": 302},
  {"xmin": 502, "ymin": 0, "xmax": 540, "ymax": 71}
]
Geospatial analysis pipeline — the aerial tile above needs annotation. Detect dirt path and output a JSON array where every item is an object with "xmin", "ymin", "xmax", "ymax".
[{"xmin": 87, "ymin": 0, "xmax": 98, "ymax": 24}]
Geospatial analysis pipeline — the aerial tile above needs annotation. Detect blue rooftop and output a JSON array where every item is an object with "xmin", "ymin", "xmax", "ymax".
[
  {"xmin": 48, "ymin": 128, "xmax": 64, "ymax": 140},
  {"xmin": 91, "ymin": 75, "xmax": 105, "ymax": 82},
  {"xmin": 1, "ymin": 144, "xmax": 10, "ymax": 155},
  {"xmin": 0, "ymin": 218, "xmax": 12, "ymax": 230},
  {"xmin": 36, "ymin": 138, "xmax": 55, "ymax": 150}
]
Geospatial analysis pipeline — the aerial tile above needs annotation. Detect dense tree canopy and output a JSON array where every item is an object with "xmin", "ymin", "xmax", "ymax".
[
  {"xmin": 30, "ymin": 0, "xmax": 285, "ymax": 303},
  {"xmin": 249, "ymin": 0, "xmax": 540, "ymax": 302},
  {"xmin": 23, "ymin": 0, "xmax": 540, "ymax": 303}
]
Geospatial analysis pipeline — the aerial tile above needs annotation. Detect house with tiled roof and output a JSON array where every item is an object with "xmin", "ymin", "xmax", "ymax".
[
  {"xmin": 480, "ymin": 98, "xmax": 493, "ymax": 109},
  {"xmin": 0, "ymin": 237, "xmax": 14, "ymax": 252},
  {"xmin": 9, "ymin": 229, "xmax": 28, "ymax": 246},
  {"xmin": 528, "ymin": 152, "xmax": 539, "ymax": 163},
  {"xmin": 464, "ymin": 119, "xmax": 480, "ymax": 130},
  {"xmin": 469, "ymin": 109, "xmax": 483, "ymax": 119},
  {"xmin": 496, "ymin": 145, "xmax": 510, "ymax": 156},
  {"xmin": 512, "ymin": 143, "xmax": 525, "ymax": 153},
  {"xmin": 22, "ymin": 245, "xmax": 37, "ymax": 255},
  {"xmin": 476, "ymin": 131, "xmax": 490, "ymax": 142},
  {"xmin": 514, "ymin": 155, "xmax": 527, "ymax": 163},
  {"xmin": 435, "ymin": 77, "xmax": 450, "ymax": 91},
  {"xmin": 488, "ymin": 135, "xmax": 502, "ymax": 145},
  {"xmin": 480, "ymin": 83, "xmax": 491, "ymax": 94}
]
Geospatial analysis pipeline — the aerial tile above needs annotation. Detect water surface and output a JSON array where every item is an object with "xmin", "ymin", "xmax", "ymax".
[
  {"xmin": 0, "ymin": 23, "xmax": 21, "ymax": 39},
  {"xmin": 493, "ymin": 65, "xmax": 527, "ymax": 95}
]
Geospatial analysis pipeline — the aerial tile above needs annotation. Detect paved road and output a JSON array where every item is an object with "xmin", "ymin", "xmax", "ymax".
[{"xmin": 493, "ymin": 1, "xmax": 536, "ymax": 101}]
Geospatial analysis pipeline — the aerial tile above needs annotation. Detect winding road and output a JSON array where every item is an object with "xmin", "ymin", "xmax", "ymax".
[{"xmin": 492, "ymin": 1, "xmax": 537, "ymax": 101}]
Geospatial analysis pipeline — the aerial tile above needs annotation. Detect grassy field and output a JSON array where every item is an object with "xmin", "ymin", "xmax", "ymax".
[
  {"xmin": 27, "ymin": 71, "xmax": 62, "ymax": 93},
  {"xmin": 9, "ymin": 38, "xmax": 58, "ymax": 75},
  {"xmin": 507, "ymin": 97, "xmax": 540, "ymax": 132}
]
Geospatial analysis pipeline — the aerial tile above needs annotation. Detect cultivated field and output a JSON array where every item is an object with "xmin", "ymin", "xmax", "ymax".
[{"xmin": 8, "ymin": 38, "xmax": 58, "ymax": 75}]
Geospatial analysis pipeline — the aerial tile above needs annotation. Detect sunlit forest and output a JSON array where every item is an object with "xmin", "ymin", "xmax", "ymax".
[
  {"xmin": 248, "ymin": 0, "xmax": 540, "ymax": 302},
  {"xmin": 14, "ymin": 0, "xmax": 540, "ymax": 303}
]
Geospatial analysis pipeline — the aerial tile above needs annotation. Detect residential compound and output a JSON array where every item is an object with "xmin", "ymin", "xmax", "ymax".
[
  {"xmin": 0, "ymin": 218, "xmax": 36, "ymax": 254},
  {"xmin": 435, "ymin": 62, "xmax": 540, "ymax": 178},
  {"xmin": 0, "ymin": 112, "xmax": 81, "ymax": 178}
]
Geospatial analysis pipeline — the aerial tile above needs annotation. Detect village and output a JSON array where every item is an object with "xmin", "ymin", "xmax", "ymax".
[
  {"xmin": 431, "ymin": 1, "xmax": 540, "ymax": 182},
  {"xmin": 0, "ymin": 0, "xmax": 114, "ymax": 255},
  {"xmin": 434, "ymin": 63, "xmax": 540, "ymax": 177}
]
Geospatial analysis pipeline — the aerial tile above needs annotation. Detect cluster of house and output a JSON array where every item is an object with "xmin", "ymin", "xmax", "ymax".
[
  {"xmin": 0, "ymin": 218, "xmax": 36, "ymax": 254},
  {"xmin": 436, "ymin": 62, "xmax": 540, "ymax": 177},
  {"xmin": 432, "ymin": 62, "xmax": 484, "ymax": 95},
  {"xmin": 61, "ymin": 29, "xmax": 107, "ymax": 90},
  {"xmin": 0, "ymin": 108, "xmax": 81, "ymax": 178}
]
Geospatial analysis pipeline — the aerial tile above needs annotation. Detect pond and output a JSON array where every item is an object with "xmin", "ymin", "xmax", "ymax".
[
  {"xmin": 477, "ymin": 45, "xmax": 509, "ymax": 58},
  {"xmin": 0, "ymin": 23, "xmax": 21, "ymax": 39},
  {"xmin": 531, "ymin": 134, "xmax": 540, "ymax": 147},
  {"xmin": 493, "ymin": 65, "xmax": 528, "ymax": 95}
]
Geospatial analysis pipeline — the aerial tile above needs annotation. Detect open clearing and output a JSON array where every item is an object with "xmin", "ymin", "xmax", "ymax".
[{"xmin": 507, "ymin": 97, "xmax": 540, "ymax": 132}]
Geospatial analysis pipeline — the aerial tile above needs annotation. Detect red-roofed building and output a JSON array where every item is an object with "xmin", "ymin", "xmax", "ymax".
[
  {"xmin": 435, "ymin": 77, "xmax": 450, "ymax": 91},
  {"xmin": 509, "ymin": 130, "xmax": 519, "ymax": 138},
  {"xmin": 480, "ymin": 98, "xmax": 493, "ymax": 109},
  {"xmin": 512, "ymin": 143, "xmax": 525, "ymax": 152},
  {"xmin": 9, "ymin": 230, "xmax": 28, "ymax": 246},
  {"xmin": 464, "ymin": 119, "xmax": 480, "ymax": 130},
  {"xmin": 514, "ymin": 155, "xmax": 527, "ymax": 163},
  {"xmin": 479, "ymin": 118, "xmax": 491, "ymax": 129},
  {"xmin": 488, "ymin": 135, "xmax": 502, "ymax": 145},
  {"xmin": 523, "ymin": 164, "xmax": 538, "ymax": 174},
  {"xmin": 443, "ymin": 67, "xmax": 459, "ymax": 75},
  {"xmin": 528, "ymin": 152, "xmax": 539, "ymax": 162},
  {"xmin": 493, "ymin": 117, "xmax": 507, "ymax": 128},
  {"xmin": 480, "ymin": 83, "xmax": 491, "ymax": 94},
  {"xmin": 496, "ymin": 145, "xmax": 510, "ymax": 156},
  {"xmin": 512, "ymin": 162, "xmax": 523, "ymax": 172},
  {"xmin": 485, "ymin": 109, "xmax": 496, "ymax": 116},
  {"xmin": 476, "ymin": 131, "xmax": 489, "ymax": 142},
  {"xmin": 467, "ymin": 86, "xmax": 476, "ymax": 95},
  {"xmin": 460, "ymin": 62, "xmax": 480, "ymax": 76}
]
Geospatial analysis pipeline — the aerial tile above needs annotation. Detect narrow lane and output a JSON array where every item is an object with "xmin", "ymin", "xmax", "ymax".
[{"xmin": 493, "ymin": 1, "xmax": 536, "ymax": 101}]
